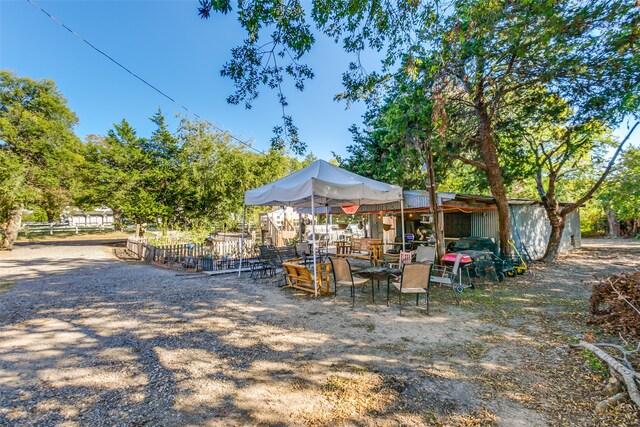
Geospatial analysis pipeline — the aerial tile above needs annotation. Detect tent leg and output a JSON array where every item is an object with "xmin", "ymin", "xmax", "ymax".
[
  {"xmin": 311, "ymin": 197, "xmax": 318, "ymax": 297},
  {"xmin": 401, "ymin": 199, "xmax": 406, "ymax": 252},
  {"xmin": 239, "ymin": 205, "xmax": 246, "ymax": 277}
]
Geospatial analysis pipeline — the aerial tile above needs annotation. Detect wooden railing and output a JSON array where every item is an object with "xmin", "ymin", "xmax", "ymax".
[{"xmin": 126, "ymin": 237, "xmax": 259, "ymax": 273}]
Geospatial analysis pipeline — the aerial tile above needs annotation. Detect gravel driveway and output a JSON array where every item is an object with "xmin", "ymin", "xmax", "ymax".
[{"xmin": 1, "ymin": 238, "xmax": 639, "ymax": 426}]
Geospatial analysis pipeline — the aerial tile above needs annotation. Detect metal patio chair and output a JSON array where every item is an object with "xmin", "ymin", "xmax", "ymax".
[
  {"xmin": 329, "ymin": 257, "xmax": 370, "ymax": 307},
  {"xmin": 389, "ymin": 262, "xmax": 432, "ymax": 315}
]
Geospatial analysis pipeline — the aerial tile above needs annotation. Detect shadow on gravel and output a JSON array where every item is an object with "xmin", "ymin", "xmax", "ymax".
[
  {"xmin": 13, "ymin": 239, "xmax": 127, "ymax": 248},
  {"xmin": 1, "ymin": 239, "xmax": 639, "ymax": 425}
]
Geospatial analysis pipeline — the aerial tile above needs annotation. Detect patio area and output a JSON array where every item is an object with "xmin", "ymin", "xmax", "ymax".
[{"xmin": 1, "ymin": 238, "xmax": 639, "ymax": 426}]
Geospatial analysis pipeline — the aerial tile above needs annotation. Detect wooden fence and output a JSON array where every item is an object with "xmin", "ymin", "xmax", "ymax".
[
  {"xmin": 126, "ymin": 237, "xmax": 259, "ymax": 273},
  {"xmin": 19, "ymin": 224, "xmax": 115, "ymax": 236}
]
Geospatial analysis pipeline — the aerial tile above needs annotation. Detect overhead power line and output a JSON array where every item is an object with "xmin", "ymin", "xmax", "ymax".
[{"xmin": 25, "ymin": 0, "xmax": 263, "ymax": 154}]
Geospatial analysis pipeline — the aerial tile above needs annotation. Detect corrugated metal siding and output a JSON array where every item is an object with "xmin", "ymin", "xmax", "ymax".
[
  {"xmin": 510, "ymin": 205, "xmax": 581, "ymax": 259},
  {"xmin": 562, "ymin": 210, "xmax": 582, "ymax": 250},
  {"xmin": 355, "ymin": 191, "xmax": 457, "ymax": 213},
  {"xmin": 510, "ymin": 205, "xmax": 548, "ymax": 259},
  {"xmin": 470, "ymin": 210, "xmax": 500, "ymax": 243}
]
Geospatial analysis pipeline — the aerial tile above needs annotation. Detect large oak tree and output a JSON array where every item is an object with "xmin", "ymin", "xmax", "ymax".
[
  {"xmin": 197, "ymin": 0, "xmax": 639, "ymax": 254},
  {"xmin": 0, "ymin": 71, "xmax": 84, "ymax": 250}
]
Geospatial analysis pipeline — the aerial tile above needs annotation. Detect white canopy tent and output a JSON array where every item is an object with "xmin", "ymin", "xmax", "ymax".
[{"xmin": 240, "ymin": 160, "xmax": 406, "ymax": 296}]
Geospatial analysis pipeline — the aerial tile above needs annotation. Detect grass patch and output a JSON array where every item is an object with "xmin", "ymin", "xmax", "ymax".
[
  {"xmin": 351, "ymin": 322, "xmax": 375, "ymax": 332},
  {"xmin": 582, "ymin": 349, "xmax": 609, "ymax": 378},
  {"xmin": 0, "ymin": 280, "xmax": 15, "ymax": 294},
  {"xmin": 465, "ymin": 342, "xmax": 487, "ymax": 360},
  {"xmin": 321, "ymin": 373, "xmax": 398, "ymax": 419}
]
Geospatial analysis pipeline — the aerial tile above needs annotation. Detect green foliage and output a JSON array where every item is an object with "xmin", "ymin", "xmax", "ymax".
[
  {"xmin": 0, "ymin": 71, "xmax": 84, "ymax": 232},
  {"xmin": 82, "ymin": 113, "xmax": 301, "ymax": 231},
  {"xmin": 598, "ymin": 147, "xmax": 640, "ymax": 223},
  {"xmin": 22, "ymin": 207, "xmax": 48, "ymax": 223},
  {"xmin": 582, "ymin": 349, "xmax": 609, "ymax": 377},
  {"xmin": 579, "ymin": 201, "xmax": 607, "ymax": 237}
]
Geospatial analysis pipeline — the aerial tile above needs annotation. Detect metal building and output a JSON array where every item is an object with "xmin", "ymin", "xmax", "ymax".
[{"xmin": 364, "ymin": 192, "xmax": 581, "ymax": 259}]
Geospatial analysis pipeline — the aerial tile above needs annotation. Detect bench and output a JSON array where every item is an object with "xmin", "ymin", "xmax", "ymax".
[
  {"xmin": 351, "ymin": 238, "xmax": 382, "ymax": 254},
  {"xmin": 282, "ymin": 262, "xmax": 331, "ymax": 295},
  {"xmin": 253, "ymin": 245, "xmax": 301, "ymax": 278},
  {"xmin": 335, "ymin": 239, "xmax": 383, "ymax": 266}
]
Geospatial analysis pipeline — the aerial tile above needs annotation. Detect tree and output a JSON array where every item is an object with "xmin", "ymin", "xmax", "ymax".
[
  {"xmin": 598, "ymin": 146, "xmax": 640, "ymax": 238},
  {"xmin": 198, "ymin": 0, "xmax": 639, "ymax": 254},
  {"xmin": 81, "ymin": 119, "xmax": 159, "ymax": 231},
  {"xmin": 143, "ymin": 110, "xmax": 186, "ymax": 231},
  {"xmin": 178, "ymin": 117, "xmax": 295, "ymax": 228},
  {"xmin": 518, "ymin": 89, "xmax": 639, "ymax": 261},
  {"xmin": 0, "ymin": 71, "xmax": 84, "ymax": 250}
]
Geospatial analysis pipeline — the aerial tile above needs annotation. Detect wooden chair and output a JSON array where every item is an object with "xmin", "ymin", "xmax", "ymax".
[
  {"xmin": 328, "ymin": 257, "xmax": 370, "ymax": 307},
  {"xmin": 282, "ymin": 262, "xmax": 331, "ymax": 295},
  {"xmin": 390, "ymin": 263, "xmax": 432, "ymax": 315},
  {"xmin": 388, "ymin": 250, "xmax": 414, "ymax": 269},
  {"xmin": 369, "ymin": 243, "xmax": 383, "ymax": 266}
]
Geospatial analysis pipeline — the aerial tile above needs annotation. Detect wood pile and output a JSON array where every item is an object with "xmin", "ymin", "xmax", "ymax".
[{"xmin": 589, "ymin": 271, "xmax": 640, "ymax": 339}]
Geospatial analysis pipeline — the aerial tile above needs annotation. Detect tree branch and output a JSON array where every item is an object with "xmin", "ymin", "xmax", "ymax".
[
  {"xmin": 441, "ymin": 151, "xmax": 488, "ymax": 171},
  {"xmin": 560, "ymin": 121, "xmax": 639, "ymax": 217}
]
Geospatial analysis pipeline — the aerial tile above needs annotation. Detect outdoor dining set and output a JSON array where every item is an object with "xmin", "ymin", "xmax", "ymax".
[{"xmin": 250, "ymin": 240, "xmax": 472, "ymax": 314}]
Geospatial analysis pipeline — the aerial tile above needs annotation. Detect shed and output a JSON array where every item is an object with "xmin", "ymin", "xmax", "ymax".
[{"xmin": 364, "ymin": 192, "xmax": 580, "ymax": 259}]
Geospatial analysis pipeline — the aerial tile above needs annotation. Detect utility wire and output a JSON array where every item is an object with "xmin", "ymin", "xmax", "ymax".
[{"xmin": 26, "ymin": 0, "xmax": 264, "ymax": 154}]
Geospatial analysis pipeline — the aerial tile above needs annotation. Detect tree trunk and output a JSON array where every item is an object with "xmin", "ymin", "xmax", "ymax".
[
  {"xmin": 0, "ymin": 206, "xmax": 23, "ymax": 251},
  {"xmin": 542, "ymin": 208, "xmax": 566, "ymax": 262},
  {"xmin": 112, "ymin": 209, "xmax": 123, "ymax": 231},
  {"xmin": 606, "ymin": 206, "xmax": 620, "ymax": 238},
  {"xmin": 476, "ymin": 105, "xmax": 512, "ymax": 255}
]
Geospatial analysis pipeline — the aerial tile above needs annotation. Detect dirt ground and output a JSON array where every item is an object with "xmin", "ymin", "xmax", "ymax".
[{"xmin": 1, "ymin": 238, "xmax": 639, "ymax": 426}]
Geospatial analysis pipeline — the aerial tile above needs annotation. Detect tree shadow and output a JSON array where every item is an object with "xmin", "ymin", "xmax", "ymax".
[{"xmin": 3, "ymin": 240, "xmax": 637, "ymax": 425}]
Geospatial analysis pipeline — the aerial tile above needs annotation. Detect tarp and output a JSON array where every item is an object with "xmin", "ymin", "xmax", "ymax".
[{"xmin": 244, "ymin": 160, "xmax": 403, "ymax": 207}]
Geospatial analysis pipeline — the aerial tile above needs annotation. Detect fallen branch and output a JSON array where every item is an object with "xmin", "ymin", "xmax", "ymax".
[
  {"xmin": 575, "ymin": 341, "xmax": 640, "ymax": 409},
  {"xmin": 596, "ymin": 392, "xmax": 629, "ymax": 413}
]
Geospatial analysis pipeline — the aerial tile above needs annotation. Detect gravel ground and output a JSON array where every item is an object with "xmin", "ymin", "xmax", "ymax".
[{"xmin": 1, "ymin": 238, "xmax": 639, "ymax": 426}]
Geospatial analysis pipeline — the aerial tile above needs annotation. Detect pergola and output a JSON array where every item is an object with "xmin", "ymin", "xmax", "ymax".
[{"xmin": 240, "ymin": 160, "xmax": 406, "ymax": 295}]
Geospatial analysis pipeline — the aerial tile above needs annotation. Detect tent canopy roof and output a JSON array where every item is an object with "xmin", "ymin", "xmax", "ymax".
[{"xmin": 244, "ymin": 160, "xmax": 403, "ymax": 208}]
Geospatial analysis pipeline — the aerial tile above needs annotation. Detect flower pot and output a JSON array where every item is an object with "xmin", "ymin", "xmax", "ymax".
[
  {"xmin": 382, "ymin": 224, "xmax": 392, "ymax": 231},
  {"xmin": 338, "ymin": 223, "xmax": 348, "ymax": 230}
]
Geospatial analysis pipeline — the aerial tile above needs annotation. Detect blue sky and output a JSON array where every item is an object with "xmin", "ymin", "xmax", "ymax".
[
  {"xmin": 1, "ymin": 0, "xmax": 637, "ymax": 161},
  {"xmin": 0, "ymin": 0, "xmax": 368, "ymax": 160}
]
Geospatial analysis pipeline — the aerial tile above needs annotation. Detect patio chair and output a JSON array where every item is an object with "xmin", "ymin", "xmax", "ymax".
[
  {"xmin": 295, "ymin": 242, "xmax": 312, "ymax": 264},
  {"xmin": 430, "ymin": 252, "xmax": 470, "ymax": 305},
  {"xmin": 389, "ymin": 262, "xmax": 432, "ymax": 315},
  {"xmin": 415, "ymin": 246, "xmax": 436, "ymax": 264},
  {"xmin": 329, "ymin": 257, "xmax": 370, "ymax": 307},
  {"xmin": 387, "ymin": 250, "xmax": 414, "ymax": 269},
  {"xmin": 252, "ymin": 245, "xmax": 277, "ymax": 278}
]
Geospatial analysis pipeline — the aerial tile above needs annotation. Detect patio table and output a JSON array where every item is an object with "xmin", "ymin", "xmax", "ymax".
[{"xmin": 354, "ymin": 266, "xmax": 402, "ymax": 304}]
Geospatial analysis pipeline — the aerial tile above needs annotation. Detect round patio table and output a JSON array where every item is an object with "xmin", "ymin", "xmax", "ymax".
[{"xmin": 354, "ymin": 266, "xmax": 402, "ymax": 304}]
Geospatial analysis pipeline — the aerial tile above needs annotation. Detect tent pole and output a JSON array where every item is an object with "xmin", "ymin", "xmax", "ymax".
[
  {"xmin": 326, "ymin": 205, "xmax": 329, "ymax": 245},
  {"xmin": 299, "ymin": 211, "xmax": 303, "ymax": 242},
  {"xmin": 238, "ymin": 204, "xmax": 246, "ymax": 277},
  {"xmin": 401, "ymin": 199, "xmax": 406, "ymax": 251},
  {"xmin": 311, "ymin": 196, "xmax": 318, "ymax": 297}
]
